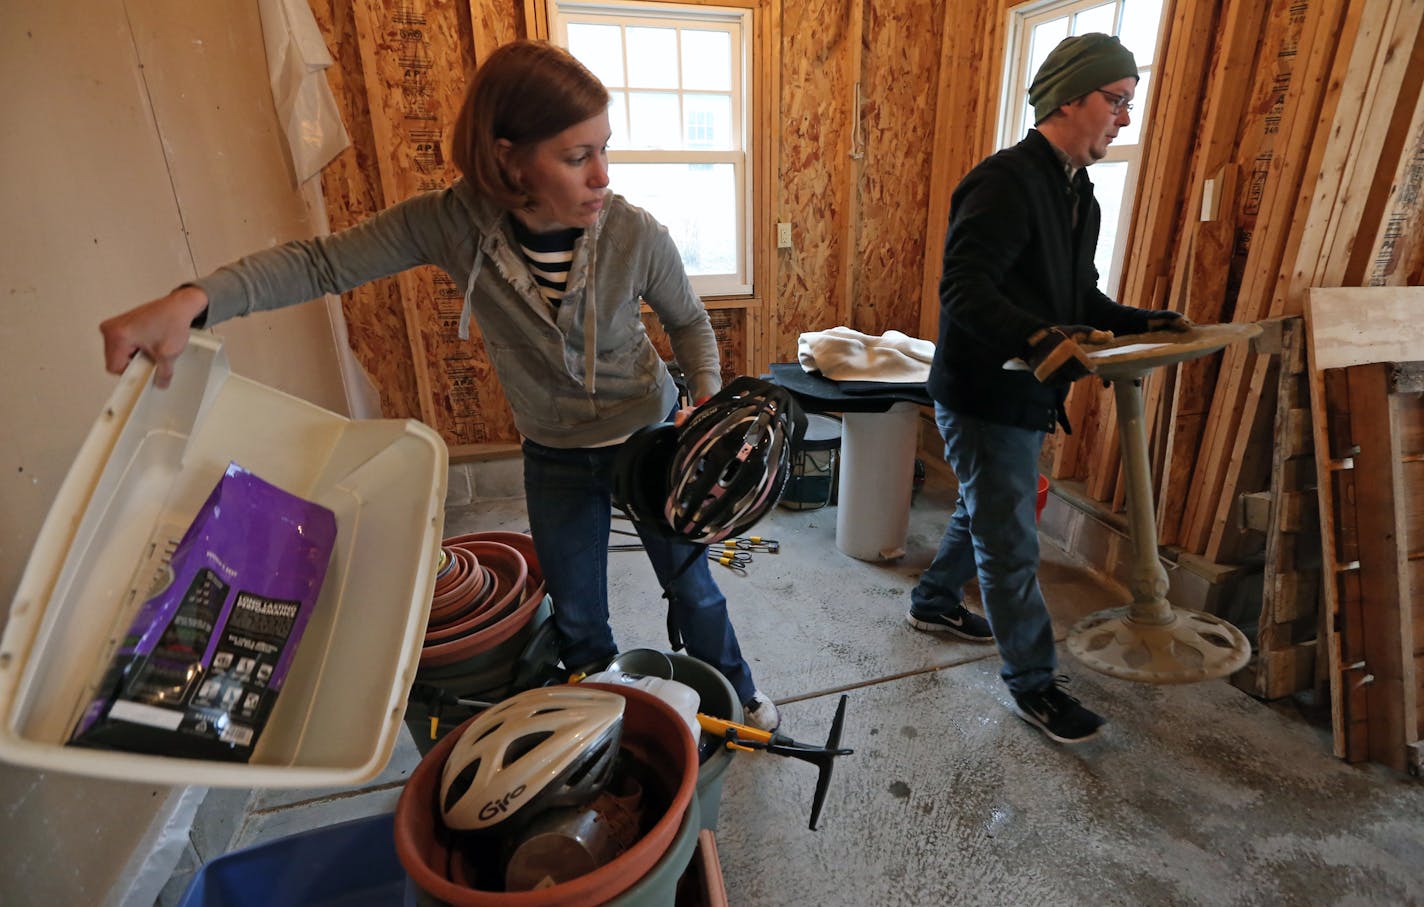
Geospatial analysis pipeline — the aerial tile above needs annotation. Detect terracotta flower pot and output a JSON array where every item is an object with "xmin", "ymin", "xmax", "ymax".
[
  {"xmin": 430, "ymin": 547, "xmax": 488, "ymax": 626},
  {"xmin": 419, "ymin": 532, "xmax": 549, "ymax": 670},
  {"xmin": 423, "ymin": 542, "xmax": 527, "ymax": 645},
  {"xmin": 446, "ymin": 531, "xmax": 546, "ymax": 610},
  {"xmin": 394, "ymin": 684, "xmax": 698, "ymax": 907}
]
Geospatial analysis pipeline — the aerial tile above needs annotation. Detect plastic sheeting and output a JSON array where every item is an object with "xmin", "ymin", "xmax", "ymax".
[
  {"xmin": 258, "ymin": 0, "xmax": 350, "ymax": 184},
  {"xmin": 105, "ymin": 785, "xmax": 207, "ymax": 907}
]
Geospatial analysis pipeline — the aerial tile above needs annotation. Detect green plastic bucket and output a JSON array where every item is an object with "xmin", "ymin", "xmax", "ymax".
[
  {"xmin": 604, "ymin": 788, "xmax": 700, "ymax": 906},
  {"xmin": 405, "ymin": 598, "xmax": 552, "ymax": 756},
  {"xmin": 666, "ymin": 653, "xmax": 742, "ymax": 832}
]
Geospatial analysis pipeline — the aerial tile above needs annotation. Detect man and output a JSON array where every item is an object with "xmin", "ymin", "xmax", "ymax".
[{"xmin": 906, "ymin": 33, "xmax": 1189, "ymax": 744}]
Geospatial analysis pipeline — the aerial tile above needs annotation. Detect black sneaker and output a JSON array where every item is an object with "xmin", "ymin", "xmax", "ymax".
[
  {"xmin": 1011, "ymin": 677, "xmax": 1105, "ymax": 744},
  {"xmin": 906, "ymin": 604, "xmax": 994, "ymax": 642}
]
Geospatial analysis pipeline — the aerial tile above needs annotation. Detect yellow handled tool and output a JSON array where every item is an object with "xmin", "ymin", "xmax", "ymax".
[{"xmin": 696, "ymin": 694, "xmax": 852, "ymax": 831}]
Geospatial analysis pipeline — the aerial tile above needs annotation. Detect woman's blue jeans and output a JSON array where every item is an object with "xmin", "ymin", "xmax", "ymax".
[
  {"xmin": 521, "ymin": 437, "xmax": 757, "ymax": 704},
  {"xmin": 910, "ymin": 403, "xmax": 1057, "ymax": 693}
]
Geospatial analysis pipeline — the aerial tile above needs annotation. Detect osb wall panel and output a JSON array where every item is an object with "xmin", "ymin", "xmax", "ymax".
[
  {"xmin": 851, "ymin": 0, "xmax": 944, "ymax": 337},
  {"xmin": 930, "ymin": 9, "xmax": 1003, "ymax": 182},
  {"xmin": 349, "ymin": 0, "xmax": 519, "ymax": 446},
  {"xmin": 313, "ymin": 0, "xmax": 966, "ymax": 436},
  {"xmin": 641, "ymin": 307, "xmax": 748, "ymax": 390},
  {"xmin": 920, "ymin": 0, "xmax": 1004, "ymax": 295},
  {"xmin": 772, "ymin": 0, "xmax": 856, "ymax": 364},
  {"xmin": 312, "ymin": 0, "xmax": 422, "ymax": 421},
  {"xmin": 959, "ymin": 1, "xmax": 1008, "ymax": 181},
  {"xmin": 470, "ymin": 0, "xmax": 526, "ymax": 54}
]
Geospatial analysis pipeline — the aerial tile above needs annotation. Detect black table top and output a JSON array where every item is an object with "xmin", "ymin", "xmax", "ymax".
[{"xmin": 767, "ymin": 362, "xmax": 933, "ymax": 413}]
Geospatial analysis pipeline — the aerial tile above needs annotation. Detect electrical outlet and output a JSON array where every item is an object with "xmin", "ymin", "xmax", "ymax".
[{"xmin": 776, "ymin": 222, "xmax": 793, "ymax": 249}]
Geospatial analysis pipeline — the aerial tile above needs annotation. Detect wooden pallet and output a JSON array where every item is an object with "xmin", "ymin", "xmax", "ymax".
[{"xmin": 1234, "ymin": 316, "xmax": 1322, "ymax": 699}]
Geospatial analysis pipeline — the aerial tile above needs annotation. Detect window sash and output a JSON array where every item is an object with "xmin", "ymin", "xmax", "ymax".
[
  {"xmin": 997, "ymin": 0, "xmax": 1163, "ymax": 298},
  {"xmin": 549, "ymin": 0, "xmax": 753, "ymax": 296}
]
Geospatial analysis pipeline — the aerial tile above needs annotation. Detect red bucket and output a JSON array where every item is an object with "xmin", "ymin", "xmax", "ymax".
[{"xmin": 1035, "ymin": 475, "xmax": 1050, "ymax": 524}]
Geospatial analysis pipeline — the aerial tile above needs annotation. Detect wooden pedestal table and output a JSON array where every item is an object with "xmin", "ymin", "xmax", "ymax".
[{"xmin": 1066, "ymin": 323, "xmax": 1261, "ymax": 684}]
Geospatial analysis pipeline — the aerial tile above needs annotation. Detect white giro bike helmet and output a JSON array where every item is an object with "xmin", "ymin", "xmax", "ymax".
[{"xmin": 439, "ymin": 686, "xmax": 624, "ymax": 832}]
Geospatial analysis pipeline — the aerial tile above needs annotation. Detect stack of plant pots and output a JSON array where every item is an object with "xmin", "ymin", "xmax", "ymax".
[{"xmin": 405, "ymin": 532, "xmax": 552, "ymax": 754}]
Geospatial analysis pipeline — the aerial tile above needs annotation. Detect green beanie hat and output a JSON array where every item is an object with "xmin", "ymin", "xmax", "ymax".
[{"xmin": 1028, "ymin": 33, "xmax": 1138, "ymax": 124}]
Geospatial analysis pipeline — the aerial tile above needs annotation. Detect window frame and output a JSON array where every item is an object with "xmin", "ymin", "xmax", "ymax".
[
  {"xmin": 547, "ymin": 0, "xmax": 755, "ymax": 298},
  {"xmin": 997, "ymin": 0, "xmax": 1165, "ymax": 298}
]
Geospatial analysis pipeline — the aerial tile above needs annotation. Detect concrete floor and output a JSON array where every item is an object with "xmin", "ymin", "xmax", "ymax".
[{"xmin": 158, "ymin": 467, "xmax": 1424, "ymax": 906}]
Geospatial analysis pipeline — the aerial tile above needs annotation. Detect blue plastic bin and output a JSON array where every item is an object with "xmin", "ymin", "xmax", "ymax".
[{"xmin": 179, "ymin": 813, "xmax": 408, "ymax": 907}]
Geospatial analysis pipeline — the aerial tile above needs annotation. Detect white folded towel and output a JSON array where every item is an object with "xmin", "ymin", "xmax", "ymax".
[{"xmin": 797, "ymin": 327, "xmax": 935, "ymax": 383}]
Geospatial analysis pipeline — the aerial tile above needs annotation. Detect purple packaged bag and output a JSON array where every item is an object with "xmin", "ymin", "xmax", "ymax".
[{"xmin": 70, "ymin": 463, "xmax": 337, "ymax": 762}]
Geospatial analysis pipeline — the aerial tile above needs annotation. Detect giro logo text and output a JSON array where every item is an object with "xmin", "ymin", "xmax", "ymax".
[{"xmin": 479, "ymin": 784, "xmax": 527, "ymax": 821}]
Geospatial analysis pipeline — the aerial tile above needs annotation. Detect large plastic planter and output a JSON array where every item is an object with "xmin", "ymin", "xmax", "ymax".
[
  {"xmin": 666, "ymin": 653, "xmax": 742, "ymax": 832},
  {"xmin": 0, "ymin": 334, "xmax": 447, "ymax": 787},
  {"xmin": 395, "ymin": 684, "xmax": 699, "ymax": 906}
]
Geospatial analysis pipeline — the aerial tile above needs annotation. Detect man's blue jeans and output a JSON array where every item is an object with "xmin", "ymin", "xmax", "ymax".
[
  {"xmin": 910, "ymin": 403, "xmax": 1056, "ymax": 693},
  {"xmin": 521, "ymin": 437, "xmax": 757, "ymax": 704}
]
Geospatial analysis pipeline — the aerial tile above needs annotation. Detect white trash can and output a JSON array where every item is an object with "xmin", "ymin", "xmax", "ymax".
[{"xmin": 835, "ymin": 401, "xmax": 920, "ymax": 561}]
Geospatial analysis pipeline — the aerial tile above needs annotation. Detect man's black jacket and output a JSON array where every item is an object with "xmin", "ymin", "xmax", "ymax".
[{"xmin": 927, "ymin": 129, "xmax": 1153, "ymax": 433}]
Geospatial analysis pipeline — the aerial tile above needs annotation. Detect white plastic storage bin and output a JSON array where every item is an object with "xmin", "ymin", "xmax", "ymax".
[{"xmin": 0, "ymin": 334, "xmax": 447, "ymax": 787}]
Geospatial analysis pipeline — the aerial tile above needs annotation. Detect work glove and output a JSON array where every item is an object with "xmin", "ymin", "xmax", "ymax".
[
  {"xmin": 1145, "ymin": 310, "xmax": 1193, "ymax": 332},
  {"xmin": 1024, "ymin": 325, "xmax": 1114, "ymax": 384}
]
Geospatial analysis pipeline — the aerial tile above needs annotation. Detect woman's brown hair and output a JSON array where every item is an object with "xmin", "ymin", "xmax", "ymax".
[{"xmin": 451, "ymin": 40, "xmax": 610, "ymax": 210}]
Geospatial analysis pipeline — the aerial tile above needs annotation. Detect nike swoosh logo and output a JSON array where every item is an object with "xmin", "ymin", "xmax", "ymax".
[{"xmin": 946, "ymin": 615, "xmax": 965, "ymax": 627}]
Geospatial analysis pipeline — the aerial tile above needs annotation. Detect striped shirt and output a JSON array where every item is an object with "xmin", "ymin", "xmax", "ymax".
[{"xmin": 509, "ymin": 217, "xmax": 583, "ymax": 308}]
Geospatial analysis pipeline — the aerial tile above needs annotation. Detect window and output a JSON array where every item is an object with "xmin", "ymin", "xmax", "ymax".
[
  {"xmin": 999, "ymin": 0, "xmax": 1166, "ymax": 297},
  {"xmin": 548, "ymin": 1, "xmax": 753, "ymax": 297}
]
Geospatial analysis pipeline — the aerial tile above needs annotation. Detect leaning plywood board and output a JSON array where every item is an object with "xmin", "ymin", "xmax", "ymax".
[
  {"xmin": 1391, "ymin": 365, "xmax": 1424, "ymax": 766},
  {"xmin": 1309, "ymin": 287, "xmax": 1424, "ymax": 371},
  {"xmin": 1305, "ymin": 287, "xmax": 1424, "ymax": 763},
  {"xmin": 1319, "ymin": 361, "xmax": 1423, "ymax": 771},
  {"xmin": 1363, "ymin": 60, "xmax": 1424, "ymax": 287}
]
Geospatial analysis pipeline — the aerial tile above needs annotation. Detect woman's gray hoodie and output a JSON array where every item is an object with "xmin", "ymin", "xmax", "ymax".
[{"xmin": 194, "ymin": 179, "xmax": 722, "ymax": 448}]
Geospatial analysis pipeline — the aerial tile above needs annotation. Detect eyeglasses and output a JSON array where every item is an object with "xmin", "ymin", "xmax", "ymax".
[{"xmin": 1096, "ymin": 89, "xmax": 1133, "ymax": 114}]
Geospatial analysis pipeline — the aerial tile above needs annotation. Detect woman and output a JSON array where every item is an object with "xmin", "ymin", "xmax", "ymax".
[{"xmin": 99, "ymin": 40, "xmax": 781, "ymax": 731}]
